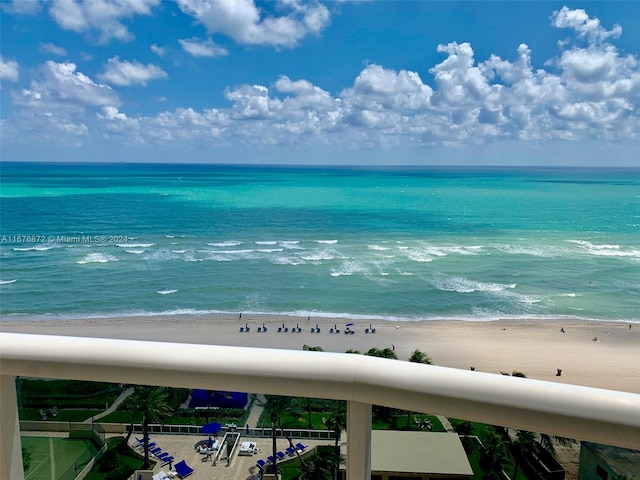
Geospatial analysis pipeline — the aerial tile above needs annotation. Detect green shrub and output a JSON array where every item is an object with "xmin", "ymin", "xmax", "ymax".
[{"xmin": 98, "ymin": 449, "xmax": 119, "ymax": 472}]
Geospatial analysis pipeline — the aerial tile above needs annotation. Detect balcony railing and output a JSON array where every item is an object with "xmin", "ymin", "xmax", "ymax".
[{"xmin": 2, "ymin": 332, "xmax": 639, "ymax": 480}]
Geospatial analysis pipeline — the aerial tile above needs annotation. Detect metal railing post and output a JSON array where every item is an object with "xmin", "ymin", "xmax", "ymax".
[
  {"xmin": 347, "ymin": 401, "xmax": 371, "ymax": 480},
  {"xmin": 1, "ymin": 376, "xmax": 25, "ymax": 480}
]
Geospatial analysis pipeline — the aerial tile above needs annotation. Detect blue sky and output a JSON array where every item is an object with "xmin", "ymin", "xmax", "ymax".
[{"xmin": 1, "ymin": 1, "xmax": 639, "ymax": 166}]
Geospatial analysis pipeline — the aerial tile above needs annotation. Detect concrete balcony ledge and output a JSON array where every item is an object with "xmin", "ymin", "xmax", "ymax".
[{"xmin": 1, "ymin": 332, "xmax": 640, "ymax": 479}]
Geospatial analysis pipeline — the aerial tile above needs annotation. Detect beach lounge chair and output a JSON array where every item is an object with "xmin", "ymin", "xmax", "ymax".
[
  {"xmin": 256, "ymin": 459, "xmax": 266, "ymax": 469},
  {"xmin": 295, "ymin": 443, "xmax": 307, "ymax": 451},
  {"xmin": 150, "ymin": 447, "xmax": 163, "ymax": 456},
  {"xmin": 267, "ymin": 455, "xmax": 275, "ymax": 464},
  {"xmin": 155, "ymin": 451, "xmax": 169, "ymax": 460},
  {"xmin": 160, "ymin": 456, "xmax": 174, "ymax": 467},
  {"xmin": 276, "ymin": 451, "xmax": 286, "ymax": 460},
  {"xmin": 286, "ymin": 447, "xmax": 295, "ymax": 456},
  {"xmin": 173, "ymin": 460, "xmax": 194, "ymax": 479}
]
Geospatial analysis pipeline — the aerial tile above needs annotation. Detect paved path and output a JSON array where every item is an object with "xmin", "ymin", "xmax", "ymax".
[
  {"xmin": 83, "ymin": 387, "xmax": 134, "ymax": 423},
  {"xmin": 245, "ymin": 394, "xmax": 265, "ymax": 429}
]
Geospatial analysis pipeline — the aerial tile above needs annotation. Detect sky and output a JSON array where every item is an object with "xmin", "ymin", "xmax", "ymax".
[{"xmin": 1, "ymin": 0, "xmax": 639, "ymax": 166}]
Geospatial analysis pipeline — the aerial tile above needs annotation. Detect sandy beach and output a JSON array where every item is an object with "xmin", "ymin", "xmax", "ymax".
[{"xmin": 2, "ymin": 315, "xmax": 638, "ymax": 394}]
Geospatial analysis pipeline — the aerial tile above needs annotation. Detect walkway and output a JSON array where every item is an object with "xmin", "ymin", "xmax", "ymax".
[{"xmin": 83, "ymin": 387, "xmax": 134, "ymax": 423}]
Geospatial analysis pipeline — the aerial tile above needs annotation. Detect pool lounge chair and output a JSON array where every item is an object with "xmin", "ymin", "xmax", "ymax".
[
  {"xmin": 160, "ymin": 456, "xmax": 174, "ymax": 467},
  {"xmin": 295, "ymin": 443, "xmax": 307, "ymax": 451},
  {"xmin": 173, "ymin": 460, "xmax": 194, "ymax": 479},
  {"xmin": 256, "ymin": 459, "xmax": 266, "ymax": 469},
  {"xmin": 276, "ymin": 451, "xmax": 286, "ymax": 461}
]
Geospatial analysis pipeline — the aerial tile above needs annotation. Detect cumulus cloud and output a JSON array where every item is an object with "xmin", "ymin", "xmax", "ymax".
[
  {"xmin": 1, "ymin": 0, "xmax": 42, "ymax": 14},
  {"xmin": 175, "ymin": 0, "xmax": 330, "ymax": 47},
  {"xmin": 0, "ymin": 56, "xmax": 19, "ymax": 81},
  {"xmin": 40, "ymin": 42, "xmax": 68, "ymax": 56},
  {"xmin": 150, "ymin": 44, "xmax": 165, "ymax": 57},
  {"xmin": 4, "ymin": 5, "xmax": 639, "ymax": 156},
  {"xmin": 179, "ymin": 38, "xmax": 228, "ymax": 57},
  {"xmin": 13, "ymin": 61, "xmax": 119, "ymax": 109},
  {"xmin": 99, "ymin": 57, "xmax": 167, "ymax": 86},
  {"xmin": 48, "ymin": 0, "xmax": 160, "ymax": 43},
  {"xmin": 551, "ymin": 6, "xmax": 622, "ymax": 44}
]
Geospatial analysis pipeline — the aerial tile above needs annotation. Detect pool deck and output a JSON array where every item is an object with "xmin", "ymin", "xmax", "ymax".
[{"xmin": 138, "ymin": 434, "xmax": 333, "ymax": 480}]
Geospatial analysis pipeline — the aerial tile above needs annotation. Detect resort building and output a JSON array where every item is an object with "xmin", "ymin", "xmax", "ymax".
[
  {"xmin": 343, "ymin": 431, "xmax": 473, "ymax": 480},
  {"xmin": 579, "ymin": 442, "xmax": 640, "ymax": 480}
]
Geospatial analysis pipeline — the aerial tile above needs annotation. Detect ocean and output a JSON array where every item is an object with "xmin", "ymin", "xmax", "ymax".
[{"xmin": 1, "ymin": 163, "xmax": 639, "ymax": 323}]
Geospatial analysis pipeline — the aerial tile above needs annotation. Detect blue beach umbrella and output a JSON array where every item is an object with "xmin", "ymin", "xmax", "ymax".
[{"xmin": 345, "ymin": 323, "xmax": 354, "ymax": 327}]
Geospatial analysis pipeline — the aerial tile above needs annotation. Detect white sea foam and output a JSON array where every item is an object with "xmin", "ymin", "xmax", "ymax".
[
  {"xmin": 125, "ymin": 249, "xmax": 145, "ymax": 254},
  {"xmin": 117, "ymin": 243, "xmax": 154, "ymax": 248},
  {"xmin": 157, "ymin": 289, "xmax": 178, "ymax": 295},
  {"xmin": 255, "ymin": 241, "xmax": 278, "ymax": 245},
  {"xmin": 207, "ymin": 241, "xmax": 242, "ymax": 247},
  {"xmin": 13, "ymin": 245, "xmax": 54, "ymax": 252},
  {"xmin": 280, "ymin": 240, "xmax": 302, "ymax": 249},
  {"xmin": 368, "ymin": 245, "xmax": 390, "ymax": 251},
  {"xmin": 315, "ymin": 240, "xmax": 338, "ymax": 244},
  {"xmin": 271, "ymin": 256, "xmax": 304, "ymax": 265},
  {"xmin": 165, "ymin": 235, "xmax": 175, "ymax": 238},
  {"xmin": 330, "ymin": 260, "xmax": 369, "ymax": 277},
  {"xmin": 171, "ymin": 249, "xmax": 186, "ymax": 254},
  {"xmin": 495, "ymin": 244, "xmax": 559, "ymax": 257},
  {"xmin": 568, "ymin": 240, "xmax": 640, "ymax": 258},
  {"xmin": 0, "ymin": 279, "xmax": 17, "ymax": 285},
  {"xmin": 77, "ymin": 253, "xmax": 118, "ymax": 264},
  {"xmin": 403, "ymin": 249, "xmax": 433, "ymax": 263},
  {"xmin": 432, "ymin": 275, "xmax": 516, "ymax": 294}
]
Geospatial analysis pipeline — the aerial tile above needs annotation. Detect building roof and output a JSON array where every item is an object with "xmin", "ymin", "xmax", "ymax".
[
  {"xmin": 583, "ymin": 442, "xmax": 640, "ymax": 477},
  {"xmin": 370, "ymin": 431, "xmax": 473, "ymax": 476}
]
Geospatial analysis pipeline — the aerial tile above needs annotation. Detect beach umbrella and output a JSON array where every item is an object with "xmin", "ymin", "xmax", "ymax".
[
  {"xmin": 201, "ymin": 422, "xmax": 221, "ymax": 434},
  {"xmin": 345, "ymin": 323, "xmax": 354, "ymax": 327}
]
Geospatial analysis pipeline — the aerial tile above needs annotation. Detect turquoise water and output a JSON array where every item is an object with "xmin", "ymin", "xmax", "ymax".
[{"xmin": 1, "ymin": 163, "xmax": 639, "ymax": 322}]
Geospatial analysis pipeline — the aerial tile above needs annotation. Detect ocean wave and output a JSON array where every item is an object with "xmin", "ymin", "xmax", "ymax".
[
  {"xmin": 0, "ymin": 279, "xmax": 17, "ymax": 285},
  {"xmin": 495, "ymin": 244, "xmax": 559, "ymax": 257},
  {"xmin": 125, "ymin": 249, "xmax": 145, "ymax": 254},
  {"xmin": 315, "ymin": 240, "xmax": 338, "ymax": 244},
  {"xmin": 157, "ymin": 289, "xmax": 178, "ymax": 295},
  {"xmin": 271, "ymin": 256, "xmax": 305, "ymax": 265},
  {"xmin": 77, "ymin": 253, "xmax": 118, "ymax": 264},
  {"xmin": 431, "ymin": 275, "xmax": 516, "ymax": 294},
  {"xmin": 368, "ymin": 245, "xmax": 390, "ymax": 251},
  {"xmin": 117, "ymin": 243, "xmax": 155, "ymax": 248},
  {"xmin": 330, "ymin": 260, "xmax": 369, "ymax": 277},
  {"xmin": 13, "ymin": 245, "xmax": 54, "ymax": 252},
  {"xmin": 255, "ymin": 241, "xmax": 278, "ymax": 245},
  {"xmin": 568, "ymin": 240, "xmax": 640, "ymax": 258},
  {"xmin": 207, "ymin": 241, "xmax": 242, "ymax": 247}
]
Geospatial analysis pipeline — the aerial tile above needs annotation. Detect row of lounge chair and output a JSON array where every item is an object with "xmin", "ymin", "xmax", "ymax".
[
  {"xmin": 241, "ymin": 323, "xmax": 377, "ymax": 334},
  {"xmin": 255, "ymin": 443, "xmax": 308, "ymax": 470},
  {"xmin": 135, "ymin": 437, "xmax": 194, "ymax": 478}
]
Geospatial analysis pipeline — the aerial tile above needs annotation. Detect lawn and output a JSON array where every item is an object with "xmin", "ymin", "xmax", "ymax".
[
  {"xmin": 19, "ymin": 408, "xmax": 102, "ymax": 423},
  {"xmin": 22, "ymin": 436, "xmax": 98, "ymax": 480},
  {"xmin": 84, "ymin": 437, "xmax": 149, "ymax": 480}
]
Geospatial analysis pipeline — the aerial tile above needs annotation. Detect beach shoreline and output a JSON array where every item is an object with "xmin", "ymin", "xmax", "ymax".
[{"xmin": 2, "ymin": 314, "xmax": 639, "ymax": 393}]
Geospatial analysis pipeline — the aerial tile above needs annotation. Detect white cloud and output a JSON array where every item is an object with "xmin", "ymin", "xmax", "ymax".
[
  {"xmin": 1, "ymin": 0, "xmax": 43, "ymax": 14},
  {"xmin": 551, "ymin": 6, "xmax": 622, "ymax": 44},
  {"xmin": 99, "ymin": 56, "xmax": 168, "ymax": 86},
  {"xmin": 179, "ymin": 38, "xmax": 228, "ymax": 57},
  {"xmin": 48, "ymin": 0, "xmax": 161, "ymax": 43},
  {"xmin": 150, "ymin": 44, "xmax": 165, "ymax": 57},
  {"xmin": 40, "ymin": 42, "xmax": 68, "ymax": 56},
  {"xmin": 13, "ymin": 61, "xmax": 119, "ymax": 108},
  {"xmin": 175, "ymin": 0, "xmax": 330, "ymax": 47},
  {"xmin": 0, "ymin": 56, "xmax": 19, "ymax": 81}
]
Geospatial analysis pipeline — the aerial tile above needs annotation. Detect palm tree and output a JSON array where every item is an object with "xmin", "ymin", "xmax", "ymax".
[
  {"xmin": 513, "ymin": 430, "xmax": 536, "ymax": 479},
  {"xmin": 409, "ymin": 349, "xmax": 432, "ymax": 364},
  {"xmin": 539, "ymin": 433, "xmax": 575, "ymax": 457},
  {"xmin": 323, "ymin": 401, "xmax": 347, "ymax": 480},
  {"xmin": 124, "ymin": 386, "xmax": 173, "ymax": 468},
  {"xmin": 258, "ymin": 395, "xmax": 294, "ymax": 476},
  {"xmin": 406, "ymin": 349, "xmax": 432, "ymax": 427},
  {"xmin": 365, "ymin": 347, "xmax": 397, "ymax": 359},
  {"xmin": 479, "ymin": 430, "xmax": 509, "ymax": 479}
]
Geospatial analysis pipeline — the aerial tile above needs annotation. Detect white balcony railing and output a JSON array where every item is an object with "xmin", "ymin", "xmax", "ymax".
[{"xmin": 1, "ymin": 332, "xmax": 640, "ymax": 480}]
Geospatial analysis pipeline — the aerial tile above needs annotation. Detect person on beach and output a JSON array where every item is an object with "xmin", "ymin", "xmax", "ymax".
[{"xmin": 239, "ymin": 313, "xmax": 242, "ymax": 320}]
